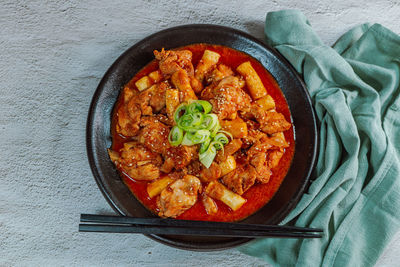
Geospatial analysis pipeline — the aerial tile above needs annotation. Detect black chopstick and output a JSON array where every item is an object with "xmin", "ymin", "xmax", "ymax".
[
  {"xmin": 81, "ymin": 214, "xmax": 322, "ymax": 232},
  {"xmin": 79, "ymin": 223, "xmax": 322, "ymax": 238},
  {"xmin": 79, "ymin": 214, "xmax": 323, "ymax": 238}
]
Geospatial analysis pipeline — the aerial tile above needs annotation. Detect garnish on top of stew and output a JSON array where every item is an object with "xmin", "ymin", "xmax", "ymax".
[{"xmin": 108, "ymin": 44, "xmax": 294, "ymax": 221}]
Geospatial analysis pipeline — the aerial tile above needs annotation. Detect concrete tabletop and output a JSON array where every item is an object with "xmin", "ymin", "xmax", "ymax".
[{"xmin": 1, "ymin": 1, "xmax": 399, "ymax": 266}]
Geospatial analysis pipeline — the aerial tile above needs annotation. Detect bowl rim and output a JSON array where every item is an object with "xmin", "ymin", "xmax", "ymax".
[{"xmin": 86, "ymin": 23, "xmax": 318, "ymax": 251}]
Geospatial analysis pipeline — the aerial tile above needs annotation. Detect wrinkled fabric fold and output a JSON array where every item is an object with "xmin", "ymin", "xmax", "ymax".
[{"xmin": 239, "ymin": 10, "xmax": 400, "ymax": 267}]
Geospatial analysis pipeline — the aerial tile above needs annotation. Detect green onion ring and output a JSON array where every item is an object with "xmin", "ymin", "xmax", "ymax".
[
  {"xmin": 178, "ymin": 113, "xmax": 204, "ymax": 132},
  {"xmin": 168, "ymin": 126, "xmax": 183, "ymax": 146},
  {"xmin": 188, "ymin": 100, "xmax": 213, "ymax": 114},
  {"xmin": 199, "ymin": 143, "xmax": 217, "ymax": 168},
  {"xmin": 199, "ymin": 137, "xmax": 211, "ymax": 154},
  {"xmin": 214, "ymin": 133, "xmax": 229, "ymax": 145},
  {"xmin": 192, "ymin": 129, "xmax": 210, "ymax": 144},
  {"xmin": 181, "ymin": 132, "xmax": 195, "ymax": 146},
  {"xmin": 202, "ymin": 114, "xmax": 219, "ymax": 130},
  {"xmin": 210, "ymin": 124, "xmax": 221, "ymax": 138},
  {"xmin": 173, "ymin": 103, "xmax": 187, "ymax": 123},
  {"xmin": 217, "ymin": 130, "xmax": 233, "ymax": 141},
  {"xmin": 211, "ymin": 140, "xmax": 224, "ymax": 155},
  {"xmin": 181, "ymin": 130, "xmax": 210, "ymax": 146}
]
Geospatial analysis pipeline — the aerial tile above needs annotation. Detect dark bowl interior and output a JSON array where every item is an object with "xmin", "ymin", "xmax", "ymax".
[{"xmin": 86, "ymin": 24, "xmax": 318, "ymax": 251}]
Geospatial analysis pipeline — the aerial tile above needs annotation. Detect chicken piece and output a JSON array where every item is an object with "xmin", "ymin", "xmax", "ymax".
[
  {"xmin": 268, "ymin": 149, "xmax": 284, "ymax": 169},
  {"xmin": 243, "ymin": 128, "xmax": 285, "ymax": 150},
  {"xmin": 126, "ymin": 163, "xmax": 160, "ymax": 181},
  {"xmin": 116, "ymin": 87, "xmax": 153, "ymax": 137},
  {"xmin": 153, "ymin": 48, "xmax": 194, "ymax": 76},
  {"xmin": 261, "ymin": 111, "xmax": 291, "ymax": 135},
  {"xmin": 116, "ymin": 86, "xmax": 154, "ymax": 136},
  {"xmin": 270, "ymin": 132, "xmax": 289, "ymax": 148},
  {"xmin": 117, "ymin": 142, "xmax": 162, "ymax": 181},
  {"xmin": 245, "ymin": 133, "xmax": 283, "ymax": 169},
  {"xmin": 119, "ymin": 142, "xmax": 161, "ymax": 164},
  {"xmin": 128, "ymin": 89, "xmax": 153, "ymax": 116},
  {"xmin": 164, "ymin": 145, "xmax": 196, "ymax": 169},
  {"xmin": 138, "ymin": 117, "xmax": 171, "ymax": 155},
  {"xmin": 221, "ymin": 164, "xmax": 257, "ymax": 195},
  {"xmin": 247, "ymin": 136, "xmax": 273, "ymax": 156},
  {"xmin": 114, "ymin": 86, "xmax": 144, "ymax": 137},
  {"xmin": 199, "ymin": 162, "xmax": 222, "ymax": 182},
  {"xmin": 202, "ymin": 193, "xmax": 218, "ymax": 215},
  {"xmin": 216, "ymin": 139, "xmax": 242, "ymax": 162},
  {"xmin": 150, "ymin": 82, "xmax": 168, "ymax": 112},
  {"xmin": 205, "ymin": 64, "xmax": 234, "ymax": 84},
  {"xmin": 248, "ymin": 151, "xmax": 272, "ymax": 184},
  {"xmin": 245, "ymin": 131, "xmax": 285, "ymax": 183},
  {"xmin": 171, "ymin": 69, "xmax": 197, "ymax": 102},
  {"xmin": 116, "ymin": 104, "xmax": 140, "ymax": 137},
  {"xmin": 157, "ymin": 175, "xmax": 202, "ymax": 218},
  {"xmin": 251, "ymin": 105, "xmax": 291, "ymax": 135},
  {"xmin": 202, "ymin": 76, "xmax": 251, "ymax": 120},
  {"xmin": 248, "ymin": 150, "xmax": 266, "ymax": 170},
  {"xmin": 201, "ymin": 64, "xmax": 237, "ymax": 97},
  {"xmin": 122, "ymin": 86, "xmax": 136, "ymax": 103}
]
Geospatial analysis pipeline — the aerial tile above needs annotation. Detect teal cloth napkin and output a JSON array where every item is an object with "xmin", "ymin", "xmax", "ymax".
[{"xmin": 239, "ymin": 10, "xmax": 400, "ymax": 267}]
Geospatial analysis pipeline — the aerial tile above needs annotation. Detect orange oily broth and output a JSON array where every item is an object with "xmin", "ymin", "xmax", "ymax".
[{"xmin": 111, "ymin": 44, "xmax": 295, "ymax": 222}]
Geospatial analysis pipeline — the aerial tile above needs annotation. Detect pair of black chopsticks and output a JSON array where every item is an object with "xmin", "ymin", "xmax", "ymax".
[{"xmin": 79, "ymin": 214, "xmax": 323, "ymax": 238}]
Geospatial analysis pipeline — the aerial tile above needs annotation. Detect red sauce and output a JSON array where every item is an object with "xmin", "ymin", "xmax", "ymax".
[{"xmin": 111, "ymin": 44, "xmax": 295, "ymax": 222}]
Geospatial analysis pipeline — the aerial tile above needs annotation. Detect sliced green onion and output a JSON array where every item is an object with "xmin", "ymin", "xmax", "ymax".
[
  {"xmin": 214, "ymin": 133, "xmax": 229, "ymax": 145},
  {"xmin": 181, "ymin": 130, "xmax": 210, "ymax": 146},
  {"xmin": 167, "ymin": 99, "xmax": 232, "ymax": 168},
  {"xmin": 192, "ymin": 113, "xmax": 204, "ymax": 127},
  {"xmin": 181, "ymin": 132, "xmax": 195, "ymax": 146},
  {"xmin": 168, "ymin": 126, "xmax": 183, "ymax": 146},
  {"xmin": 173, "ymin": 103, "xmax": 187, "ymax": 123},
  {"xmin": 199, "ymin": 137, "xmax": 211, "ymax": 154},
  {"xmin": 199, "ymin": 144, "xmax": 217, "ymax": 168},
  {"xmin": 210, "ymin": 124, "xmax": 221, "ymax": 138},
  {"xmin": 192, "ymin": 129, "xmax": 210, "ymax": 144},
  {"xmin": 188, "ymin": 100, "xmax": 212, "ymax": 114},
  {"xmin": 211, "ymin": 141, "xmax": 224, "ymax": 150},
  {"xmin": 218, "ymin": 130, "xmax": 233, "ymax": 141},
  {"xmin": 202, "ymin": 114, "xmax": 219, "ymax": 130},
  {"xmin": 211, "ymin": 140, "xmax": 224, "ymax": 155},
  {"xmin": 178, "ymin": 113, "xmax": 204, "ymax": 132}
]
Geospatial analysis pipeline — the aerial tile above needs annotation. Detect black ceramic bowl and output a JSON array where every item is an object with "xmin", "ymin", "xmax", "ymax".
[{"xmin": 86, "ymin": 24, "xmax": 318, "ymax": 251}]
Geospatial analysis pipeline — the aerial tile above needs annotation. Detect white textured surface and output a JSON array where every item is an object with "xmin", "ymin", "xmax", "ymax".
[{"xmin": 1, "ymin": 1, "xmax": 400, "ymax": 266}]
